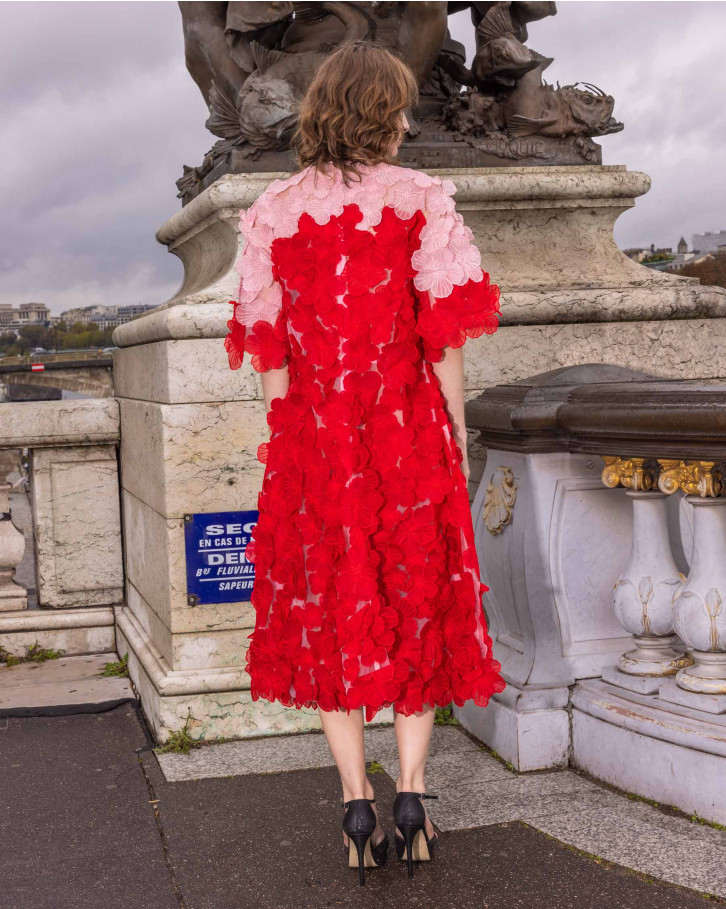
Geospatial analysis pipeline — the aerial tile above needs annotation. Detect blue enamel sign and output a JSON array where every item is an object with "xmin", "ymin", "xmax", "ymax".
[{"xmin": 183, "ymin": 510, "xmax": 258, "ymax": 606}]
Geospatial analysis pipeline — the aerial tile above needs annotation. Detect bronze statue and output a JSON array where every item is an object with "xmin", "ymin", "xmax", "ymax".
[{"xmin": 177, "ymin": 1, "xmax": 622, "ymax": 203}]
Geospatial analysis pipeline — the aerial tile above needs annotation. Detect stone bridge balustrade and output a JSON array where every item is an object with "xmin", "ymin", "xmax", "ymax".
[
  {"xmin": 561, "ymin": 383, "xmax": 726, "ymax": 704},
  {"xmin": 599, "ymin": 458, "xmax": 691, "ymax": 684},
  {"xmin": 0, "ymin": 399, "xmax": 122, "ymax": 659},
  {"xmin": 465, "ymin": 369, "xmax": 726, "ymax": 824},
  {"xmin": 600, "ymin": 458, "xmax": 726, "ymax": 696},
  {"xmin": 456, "ymin": 363, "xmax": 652, "ymax": 772},
  {"xmin": 0, "ymin": 353, "xmax": 114, "ymax": 399},
  {"xmin": 0, "ymin": 480, "xmax": 27, "ymax": 610}
]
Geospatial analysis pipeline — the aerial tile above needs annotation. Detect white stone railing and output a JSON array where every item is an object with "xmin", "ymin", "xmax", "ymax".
[
  {"xmin": 0, "ymin": 478, "xmax": 27, "ymax": 610},
  {"xmin": 0, "ymin": 399, "xmax": 123, "ymax": 611},
  {"xmin": 460, "ymin": 365, "xmax": 726, "ymax": 825},
  {"xmin": 602, "ymin": 457, "xmax": 726, "ymax": 701}
]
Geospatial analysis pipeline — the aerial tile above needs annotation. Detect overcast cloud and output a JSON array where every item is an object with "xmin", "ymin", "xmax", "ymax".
[{"xmin": 1, "ymin": 1, "xmax": 724, "ymax": 315}]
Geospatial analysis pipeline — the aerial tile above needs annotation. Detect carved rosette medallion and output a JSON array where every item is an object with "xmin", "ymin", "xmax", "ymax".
[{"xmin": 483, "ymin": 466, "xmax": 517, "ymax": 536}]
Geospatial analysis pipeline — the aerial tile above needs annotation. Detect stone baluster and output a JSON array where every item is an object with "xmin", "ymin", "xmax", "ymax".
[
  {"xmin": 601, "ymin": 457, "xmax": 690, "ymax": 675},
  {"xmin": 655, "ymin": 460, "xmax": 726, "ymax": 695},
  {"xmin": 0, "ymin": 481, "xmax": 27, "ymax": 611}
]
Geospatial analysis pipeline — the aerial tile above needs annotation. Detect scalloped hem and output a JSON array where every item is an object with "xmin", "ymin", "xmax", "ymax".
[{"xmin": 248, "ymin": 674, "xmax": 506, "ymax": 724}]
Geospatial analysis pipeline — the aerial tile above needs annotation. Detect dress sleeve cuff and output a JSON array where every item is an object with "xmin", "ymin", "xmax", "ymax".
[{"xmin": 414, "ymin": 274, "xmax": 501, "ymax": 363}]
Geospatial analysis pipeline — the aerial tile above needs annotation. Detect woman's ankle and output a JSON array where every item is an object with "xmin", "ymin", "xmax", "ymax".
[
  {"xmin": 395, "ymin": 775, "xmax": 425, "ymax": 793},
  {"xmin": 342, "ymin": 781, "xmax": 376, "ymax": 802}
]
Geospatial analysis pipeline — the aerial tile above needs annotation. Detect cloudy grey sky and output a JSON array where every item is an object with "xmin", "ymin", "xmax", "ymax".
[{"xmin": 1, "ymin": 1, "xmax": 724, "ymax": 316}]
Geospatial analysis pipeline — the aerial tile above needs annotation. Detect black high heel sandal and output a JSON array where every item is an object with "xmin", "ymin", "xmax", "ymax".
[
  {"xmin": 341, "ymin": 797, "xmax": 389, "ymax": 886},
  {"xmin": 393, "ymin": 791, "xmax": 439, "ymax": 878}
]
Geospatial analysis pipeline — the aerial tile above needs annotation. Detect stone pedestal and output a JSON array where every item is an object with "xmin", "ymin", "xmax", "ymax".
[
  {"xmin": 111, "ymin": 338, "xmax": 339, "ymax": 742},
  {"xmin": 572, "ymin": 677, "xmax": 726, "ymax": 826},
  {"xmin": 456, "ymin": 165, "xmax": 726, "ymax": 390},
  {"xmin": 114, "ymin": 165, "xmax": 726, "ymax": 396}
]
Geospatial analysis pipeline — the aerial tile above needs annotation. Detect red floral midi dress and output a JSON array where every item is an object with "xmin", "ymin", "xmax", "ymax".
[{"xmin": 224, "ymin": 161, "xmax": 505, "ymax": 721}]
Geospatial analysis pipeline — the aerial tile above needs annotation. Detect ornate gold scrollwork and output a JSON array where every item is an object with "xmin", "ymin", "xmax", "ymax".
[
  {"xmin": 601, "ymin": 456, "xmax": 656, "ymax": 491},
  {"xmin": 656, "ymin": 460, "xmax": 722, "ymax": 497},
  {"xmin": 483, "ymin": 466, "xmax": 517, "ymax": 535},
  {"xmin": 601, "ymin": 457, "xmax": 724, "ymax": 497}
]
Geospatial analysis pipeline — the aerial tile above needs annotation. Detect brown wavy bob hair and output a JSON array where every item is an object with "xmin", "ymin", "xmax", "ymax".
[{"xmin": 292, "ymin": 40, "xmax": 418, "ymax": 186}]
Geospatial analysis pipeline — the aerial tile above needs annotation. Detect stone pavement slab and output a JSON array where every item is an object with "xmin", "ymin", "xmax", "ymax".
[
  {"xmin": 157, "ymin": 722, "xmax": 508, "ymax": 783},
  {"xmin": 532, "ymin": 800, "xmax": 726, "ymax": 898},
  {"xmin": 159, "ymin": 721, "xmax": 726, "ymax": 900},
  {"xmin": 143, "ymin": 755, "xmax": 711, "ymax": 909},
  {"xmin": 0, "ymin": 706, "xmax": 715, "ymax": 908},
  {"xmin": 158, "ymin": 726, "xmax": 337, "ymax": 782},
  {"xmin": 0, "ymin": 653, "xmax": 133, "ymax": 716},
  {"xmin": 0, "ymin": 704, "xmax": 177, "ymax": 909}
]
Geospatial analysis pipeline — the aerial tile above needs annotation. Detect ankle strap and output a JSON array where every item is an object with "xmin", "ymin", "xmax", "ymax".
[
  {"xmin": 341, "ymin": 797, "xmax": 375, "ymax": 808},
  {"xmin": 398, "ymin": 791, "xmax": 438, "ymax": 799}
]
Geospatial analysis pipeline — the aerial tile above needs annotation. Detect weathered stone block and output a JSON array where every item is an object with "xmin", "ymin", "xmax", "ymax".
[
  {"xmin": 30, "ymin": 446, "xmax": 123, "ymax": 608},
  {"xmin": 121, "ymin": 490, "xmax": 256, "ymax": 634},
  {"xmin": 114, "ymin": 338, "xmax": 259, "ymax": 405},
  {"xmin": 465, "ymin": 319, "xmax": 726, "ymax": 391},
  {"xmin": 118, "ymin": 398, "xmax": 266, "ymax": 518}
]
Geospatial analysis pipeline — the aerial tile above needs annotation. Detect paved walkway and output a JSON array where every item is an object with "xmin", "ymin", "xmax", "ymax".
[
  {"xmin": 0, "ymin": 654, "xmax": 132, "ymax": 715},
  {"xmin": 1, "ymin": 694, "xmax": 724, "ymax": 908}
]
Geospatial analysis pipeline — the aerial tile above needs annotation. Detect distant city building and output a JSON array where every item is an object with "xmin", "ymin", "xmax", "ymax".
[
  {"xmin": 60, "ymin": 304, "xmax": 111, "ymax": 326},
  {"xmin": 623, "ymin": 247, "xmax": 649, "ymax": 263},
  {"xmin": 663, "ymin": 237, "xmax": 696, "ymax": 273},
  {"xmin": 0, "ymin": 301, "xmax": 50, "ymax": 329},
  {"xmin": 624, "ymin": 243, "xmax": 675, "ymax": 271},
  {"xmin": 623, "ymin": 239, "xmax": 696, "ymax": 273},
  {"xmin": 692, "ymin": 230, "xmax": 726, "ymax": 255},
  {"xmin": 117, "ymin": 304, "xmax": 156, "ymax": 321},
  {"xmin": 59, "ymin": 303, "xmax": 155, "ymax": 329}
]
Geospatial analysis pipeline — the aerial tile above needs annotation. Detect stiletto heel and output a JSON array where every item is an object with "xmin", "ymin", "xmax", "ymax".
[
  {"xmin": 400, "ymin": 825, "xmax": 417, "ymax": 878},
  {"xmin": 393, "ymin": 791, "xmax": 439, "ymax": 878},
  {"xmin": 341, "ymin": 797, "xmax": 388, "ymax": 886}
]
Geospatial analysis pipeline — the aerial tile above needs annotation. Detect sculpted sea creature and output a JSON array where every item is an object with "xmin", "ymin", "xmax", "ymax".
[
  {"xmin": 505, "ymin": 59, "xmax": 623, "ymax": 139},
  {"xmin": 441, "ymin": 2, "xmax": 541, "ymax": 92}
]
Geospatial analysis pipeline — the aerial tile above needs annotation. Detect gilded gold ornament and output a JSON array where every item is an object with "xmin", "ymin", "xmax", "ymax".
[
  {"xmin": 601, "ymin": 456, "xmax": 655, "ymax": 491},
  {"xmin": 656, "ymin": 460, "xmax": 722, "ymax": 497}
]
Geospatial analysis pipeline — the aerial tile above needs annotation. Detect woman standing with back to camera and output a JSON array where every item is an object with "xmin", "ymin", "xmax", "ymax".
[{"xmin": 225, "ymin": 40, "xmax": 505, "ymax": 886}]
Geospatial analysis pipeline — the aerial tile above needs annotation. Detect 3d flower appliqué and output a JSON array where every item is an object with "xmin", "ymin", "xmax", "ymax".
[{"xmin": 224, "ymin": 161, "xmax": 505, "ymax": 721}]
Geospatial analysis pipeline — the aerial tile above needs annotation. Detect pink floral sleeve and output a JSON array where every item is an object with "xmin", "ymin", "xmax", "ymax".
[
  {"xmin": 410, "ymin": 178, "xmax": 500, "ymax": 363},
  {"xmin": 225, "ymin": 199, "xmax": 291, "ymax": 372}
]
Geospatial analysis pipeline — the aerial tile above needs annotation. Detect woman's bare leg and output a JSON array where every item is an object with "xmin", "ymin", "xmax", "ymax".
[
  {"xmin": 318, "ymin": 707, "xmax": 385, "ymax": 847},
  {"xmin": 393, "ymin": 705, "xmax": 436, "ymax": 839}
]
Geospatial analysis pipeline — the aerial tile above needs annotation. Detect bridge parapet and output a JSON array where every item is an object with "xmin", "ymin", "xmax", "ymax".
[{"xmin": 0, "ymin": 399, "xmax": 122, "ymax": 657}]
